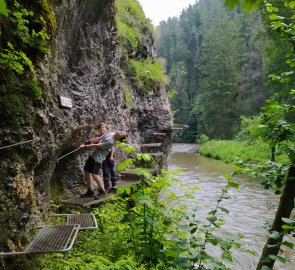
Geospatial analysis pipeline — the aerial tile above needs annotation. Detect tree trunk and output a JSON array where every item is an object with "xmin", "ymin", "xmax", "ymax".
[{"xmin": 256, "ymin": 159, "xmax": 295, "ymax": 269}]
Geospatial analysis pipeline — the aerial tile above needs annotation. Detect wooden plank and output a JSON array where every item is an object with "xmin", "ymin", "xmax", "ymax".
[
  {"xmin": 153, "ymin": 132, "xmax": 167, "ymax": 136},
  {"xmin": 145, "ymin": 132, "xmax": 167, "ymax": 137},
  {"xmin": 162, "ymin": 124, "xmax": 189, "ymax": 131},
  {"xmin": 142, "ymin": 152, "xmax": 163, "ymax": 157},
  {"xmin": 61, "ymin": 180, "xmax": 139, "ymax": 207},
  {"xmin": 141, "ymin": 143, "xmax": 161, "ymax": 148}
]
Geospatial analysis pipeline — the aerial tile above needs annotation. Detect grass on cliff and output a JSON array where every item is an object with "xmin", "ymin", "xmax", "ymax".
[
  {"xmin": 115, "ymin": 0, "xmax": 167, "ymax": 93},
  {"xmin": 129, "ymin": 59, "xmax": 167, "ymax": 93},
  {"xmin": 115, "ymin": 0, "xmax": 153, "ymax": 52}
]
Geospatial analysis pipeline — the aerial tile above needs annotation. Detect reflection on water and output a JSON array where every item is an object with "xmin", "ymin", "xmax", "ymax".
[{"xmin": 167, "ymin": 144, "xmax": 294, "ymax": 270}]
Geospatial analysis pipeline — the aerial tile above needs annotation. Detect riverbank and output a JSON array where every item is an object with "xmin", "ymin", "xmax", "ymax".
[{"xmin": 198, "ymin": 139, "xmax": 289, "ymax": 164}]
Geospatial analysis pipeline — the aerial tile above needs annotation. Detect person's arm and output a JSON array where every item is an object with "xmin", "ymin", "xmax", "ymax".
[
  {"xmin": 109, "ymin": 146, "xmax": 115, "ymax": 161},
  {"xmin": 91, "ymin": 135, "xmax": 103, "ymax": 144},
  {"xmin": 83, "ymin": 135, "xmax": 103, "ymax": 145},
  {"xmin": 80, "ymin": 142, "xmax": 112, "ymax": 150}
]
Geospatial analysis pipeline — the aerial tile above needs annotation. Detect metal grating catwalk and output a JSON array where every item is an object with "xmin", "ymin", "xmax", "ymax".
[
  {"xmin": 0, "ymin": 224, "xmax": 80, "ymax": 256},
  {"xmin": 66, "ymin": 213, "xmax": 98, "ymax": 230}
]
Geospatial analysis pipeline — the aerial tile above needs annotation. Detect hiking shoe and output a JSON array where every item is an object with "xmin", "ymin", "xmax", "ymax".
[
  {"xmin": 111, "ymin": 184, "xmax": 117, "ymax": 189},
  {"xmin": 94, "ymin": 189, "xmax": 107, "ymax": 199},
  {"xmin": 80, "ymin": 189, "xmax": 95, "ymax": 198}
]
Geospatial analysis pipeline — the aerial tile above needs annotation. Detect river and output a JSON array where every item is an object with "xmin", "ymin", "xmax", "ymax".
[{"xmin": 167, "ymin": 144, "xmax": 294, "ymax": 270}]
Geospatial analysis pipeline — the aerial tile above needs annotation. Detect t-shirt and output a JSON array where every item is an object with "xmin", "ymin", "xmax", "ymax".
[{"xmin": 90, "ymin": 132, "xmax": 115, "ymax": 163}]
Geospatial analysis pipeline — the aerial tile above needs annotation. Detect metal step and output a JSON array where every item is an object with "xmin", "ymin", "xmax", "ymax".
[{"xmin": 50, "ymin": 213, "xmax": 98, "ymax": 230}]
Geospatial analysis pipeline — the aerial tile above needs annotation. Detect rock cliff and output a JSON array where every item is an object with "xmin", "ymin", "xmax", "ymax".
[{"xmin": 0, "ymin": 0, "xmax": 172, "ymax": 266}]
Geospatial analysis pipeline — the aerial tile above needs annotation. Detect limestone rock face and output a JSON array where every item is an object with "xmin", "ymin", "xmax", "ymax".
[{"xmin": 0, "ymin": 0, "xmax": 172, "ymax": 264}]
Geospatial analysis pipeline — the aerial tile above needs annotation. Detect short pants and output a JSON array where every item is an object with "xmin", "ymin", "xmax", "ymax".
[{"xmin": 84, "ymin": 156, "xmax": 102, "ymax": 175}]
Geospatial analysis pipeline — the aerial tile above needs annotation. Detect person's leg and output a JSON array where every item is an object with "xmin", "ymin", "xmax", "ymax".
[
  {"xmin": 109, "ymin": 160, "xmax": 117, "ymax": 188},
  {"xmin": 102, "ymin": 159, "xmax": 111, "ymax": 190},
  {"xmin": 80, "ymin": 171, "xmax": 96, "ymax": 197},
  {"xmin": 84, "ymin": 171, "xmax": 92, "ymax": 189},
  {"xmin": 80, "ymin": 157, "xmax": 96, "ymax": 197},
  {"xmin": 91, "ymin": 162, "xmax": 107, "ymax": 197},
  {"xmin": 91, "ymin": 173, "xmax": 105, "ymax": 190}
]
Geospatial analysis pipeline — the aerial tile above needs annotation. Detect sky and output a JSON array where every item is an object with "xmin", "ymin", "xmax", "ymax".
[{"xmin": 138, "ymin": 0, "xmax": 197, "ymax": 26}]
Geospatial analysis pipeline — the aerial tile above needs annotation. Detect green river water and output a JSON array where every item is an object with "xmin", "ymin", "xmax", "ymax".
[{"xmin": 167, "ymin": 144, "xmax": 294, "ymax": 270}]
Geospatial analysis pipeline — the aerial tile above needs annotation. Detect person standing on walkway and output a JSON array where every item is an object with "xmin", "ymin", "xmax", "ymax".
[
  {"xmin": 80, "ymin": 124, "xmax": 127, "ymax": 198},
  {"xmin": 102, "ymin": 146, "xmax": 118, "ymax": 191}
]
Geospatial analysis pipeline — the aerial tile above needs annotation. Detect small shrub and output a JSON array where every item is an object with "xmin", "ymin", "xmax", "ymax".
[{"xmin": 196, "ymin": 134, "xmax": 209, "ymax": 145}]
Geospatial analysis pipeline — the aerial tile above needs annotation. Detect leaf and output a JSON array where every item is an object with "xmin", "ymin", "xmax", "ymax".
[
  {"xmin": 219, "ymin": 207, "xmax": 229, "ymax": 214},
  {"xmin": 223, "ymin": 173, "xmax": 233, "ymax": 181},
  {"xmin": 241, "ymin": 0, "xmax": 260, "ymax": 13},
  {"xmin": 269, "ymin": 255, "xmax": 287, "ymax": 264},
  {"xmin": 0, "ymin": 0, "xmax": 8, "ymax": 16},
  {"xmin": 282, "ymin": 241, "xmax": 294, "ymax": 249},
  {"xmin": 207, "ymin": 215, "xmax": 217, "ymax": 223},
  {"xmin": 269, "ymin": 14, "xmax": 279, "ymax": 20},
  {"xmin": 228, "ymin": 181, "xmax": 239, "ymax": 189},
  {"xmin": 208, "ymin": 236, "xmax": 219, "ymax": 246},
  {"xmin": 222, "ymin": 250, "xmax": 233, "ymax": 262},
  {"xmin": 224, "ymin": 0, "xmax": 240, "ymax": 9},
  {"xmin": 269, "ymin": 231, "xmax": 281, "ymax": 239},
  {"xmin": 286, "ymin": 1, "xmax": 295, "ymax": 8},
  {"xmin": 282, "ymin": 217, "xmax": 294, "ymax": 224},
  {"xmin": 165, "ymin": 249, "xmax": 178, "ymax": 258}
]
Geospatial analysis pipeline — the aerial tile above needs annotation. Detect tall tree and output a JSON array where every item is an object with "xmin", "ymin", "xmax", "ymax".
[
  {"xmin": 237, "ymin": 11, "xmax": 266, "ymax": 115},
  {"xmin": 197, "ymin": 9, "xmax": 243, "ymax": 139}
]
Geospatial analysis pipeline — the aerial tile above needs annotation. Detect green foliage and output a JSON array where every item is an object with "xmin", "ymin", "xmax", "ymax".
[
  {"xmin": 10, "ymin": 0, "xmax": 50, "ymax": 52},
  {"xmin": 0, "ymin": 0, "xmax": 54, "ymax": 124},
  {"xmin": 24, "ymin": 79, "xmax": 42, "ymax": 97},
  {"xmin": 239, "ymin": 161, "xmax": 289, "ymax": 194},
  {"xmin": 0, "ymin": 0, "xmax": 51, "ymax": 75},
  {"xmin": 225, "ymin": 0, "xmax": 260, "ymax": 12},
  {"xmin": 251, "ymin": 97, "xmax": 295, "ymax": 155},
  {"xmin": 235, "ymin": 115, "xmax": 261, "ymax": 141},
  {"xmin": 0, "ymin": 0, "xmax": 8, "ymax": 16},
  {"xmin": 44, "ymin": 143, "xmax": 247, "ymax": 269},
  {"xmin": 0, "ymin": 42, "xmax": 33, "ymax": 74},
  {"xmin": 129, "ymin": 59, "xmax": 167, "ymax": 93},
  {"xmin": 166, "ymin": 88, "xmax": 177, "ymax": 103}
]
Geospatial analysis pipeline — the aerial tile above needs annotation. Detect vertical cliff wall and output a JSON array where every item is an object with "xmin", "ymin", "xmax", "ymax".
[{"xmin": 0, "ymin": 0, "xmax": 172, "ymax": 266}]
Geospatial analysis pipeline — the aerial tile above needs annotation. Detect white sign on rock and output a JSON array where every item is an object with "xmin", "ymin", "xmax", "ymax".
[{"xmin": 59, "ymin": 96, "xmax": 73, "ymax": 108}]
